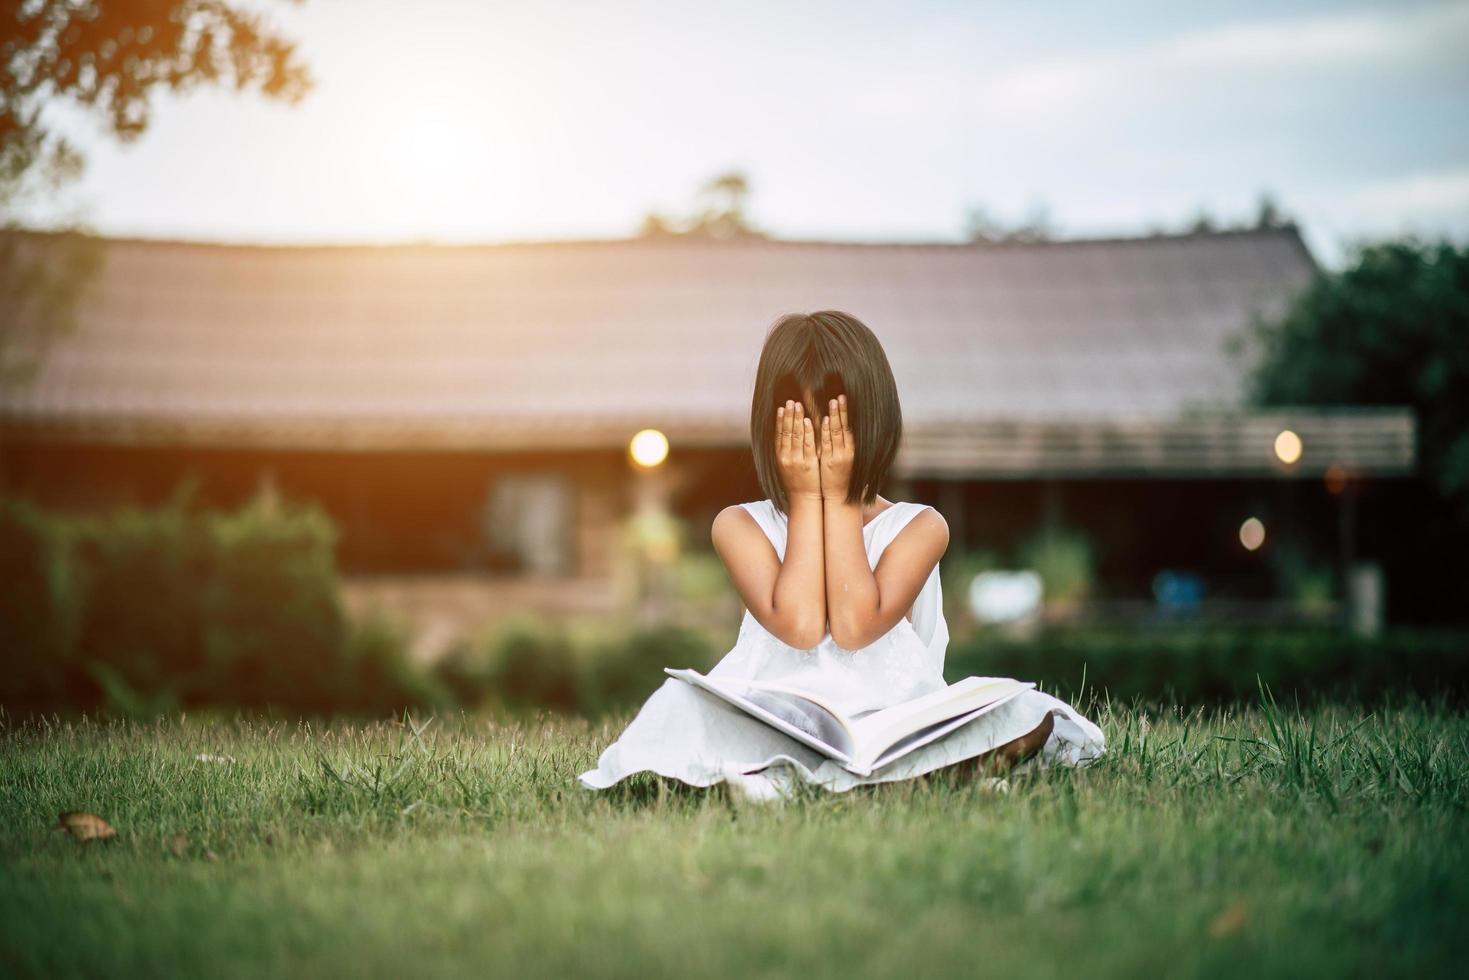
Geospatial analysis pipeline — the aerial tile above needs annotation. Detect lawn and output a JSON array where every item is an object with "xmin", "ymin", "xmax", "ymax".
[{"xmin": 2, "ymin": 691, "xmax": 1466, "ymax": 979}]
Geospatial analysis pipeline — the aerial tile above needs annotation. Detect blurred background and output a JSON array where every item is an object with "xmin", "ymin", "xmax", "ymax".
[{"xmin": 2, "ymin": 0, "xmax": 1467, "ymax": 718}]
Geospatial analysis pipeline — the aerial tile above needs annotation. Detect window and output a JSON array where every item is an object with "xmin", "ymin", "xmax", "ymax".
[{"xmin": 482, "ymin": 473, "xmax": 574, "ymax": 576}]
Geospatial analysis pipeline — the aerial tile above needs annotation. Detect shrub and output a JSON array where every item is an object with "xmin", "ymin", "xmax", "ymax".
[
  {"xmin": 435, "ymin": 615, "xmax": 582, "ymax": 714},
  {"xmin": 945, "ymin": 624, "xmax": 1469, "ymax": 705},
  {"xmin": 1018, "ymin": 525, "xmax": 1095, "ymax": 606},
  {"xmin": 0, "ymin": 492, "xmax": 435, "ymax": 718},
  {"xmin": 433, "ymin": 617, "xmax": 716, "ymax": 717},
  {"xmin": 338, "ymin": 609, "xmax": 449, "ymax": 715},
  {"xmin": 0, "ymin": 497, "xmax": 82, "ymax": 707},
  {"xmin": 69, "ymin": 496, "xmax": 212, "ymax": 712},
  {"xmin": 199, "ymin": 496, "xmax": 349, "ymax": 711},
  {"xmin": 581, "ymin": 624, "xmax": 714, "ymax": 717}
]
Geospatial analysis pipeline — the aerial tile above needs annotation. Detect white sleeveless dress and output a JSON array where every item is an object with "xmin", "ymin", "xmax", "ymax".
[{"xmin": 578, "ymin": 499, "xmax": 1105, "ymax": 795}]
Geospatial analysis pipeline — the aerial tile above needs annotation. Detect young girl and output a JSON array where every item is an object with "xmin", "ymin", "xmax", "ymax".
[{"xmin": 579, "ymin": 311, "xmax": 1104, "ymax": 800}]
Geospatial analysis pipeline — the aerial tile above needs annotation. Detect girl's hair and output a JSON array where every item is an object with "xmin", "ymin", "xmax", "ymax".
[{"xmin": 749, "ymin": 310, "xmax": 902, "ymax": 515}]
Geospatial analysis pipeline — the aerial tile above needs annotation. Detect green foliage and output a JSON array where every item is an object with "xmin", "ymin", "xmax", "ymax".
[
  {"xmin": 69, "ymin": 494, "xmax": 212, "ymax": 712},
  {"xmin": 581, "ymin": 624, "xmax": 715, "ymax": 717},
  {"xmin": 668, "ymin": 551, "xmax": 737, "ymax": 604},
  {"xmin": 200, "ymin": 496, "xmax": 349, "ymax": 710},
  {"xmin": 339, "ymin": 610, "xmax": 452, "ymax": 718},
  {"xmin": 0, "ymin": 230, "xmax": 108, "ymax": 388},
  {"xmin": 438, "ymin": 615, "xmax": 583, "ymax": 714},
  {"xmin": 1268, "ymin": 538, "xmax": 1336, "ymax": 610},
  {"xmin": 1238, "ymin": 237, "xmax": 1469, "ymax": 620},
  {"xmin": 435, "ymin": 616, "xmax": 716, "ymax": 718},
  {"xmin": 1018, "ymin": 525, "xmax": 1095, "ymax": 603},
  {"xmin": 946, "ymin": 624, "xmax": 1469, "ymax": 706},
  {"xmin": 0, "ymin": 497, "xmax": 82, "ymax": 704},
  {"xmin": 1, "ymin": 700, "xmax": 1467, "ymax": 976},
  {"xmin": 0, "ymin": 493, "xmax": 435, "ymax": 718},
  {"xmin": 2, "ymin": 2, "xmax": 312, "ymax": 207},
  {"xmin": 2, "ymin": 4, "xmax": 314, "ymax": 397},
  {"xmin": 1241, "ymin": 238, "xmax": 1469, "ymax": 512}
]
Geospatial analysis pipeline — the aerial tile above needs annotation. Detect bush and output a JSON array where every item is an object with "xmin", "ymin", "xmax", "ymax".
[
  {"xmin": 581, "ymin": 624, "xmax": 713, "ymax": 717},
  {"xmin": 0, "ymin": 492, "xmax": 436, "ymax": 718},
  {"xmin": 945, "ymin": 624, "xmax": 1469, "ymax": 705},
  {"xmin": 0, "ymin": 498, "xmax": 83, "ymax": 706},
  {"xmin": 337, "ymin": 610, "xmax": 449, "ymax": 716},
  {"xmin": 199, "ymin": 496, "xmax": 350, "ymax": 711},
  {"xmin": 69, "ymin": 496, "xmax": 212, "ymax": 712},
  {"xmin": 437, "ymin": 615, "xmax": 583, "ymax": 714},
  {"xmin": 1018, "ymin": 525, "xmax": 1095, "ymax": 606},
  {"xmin": 433, "ymin": 616, "xmax": 715, "ymax": 717}
]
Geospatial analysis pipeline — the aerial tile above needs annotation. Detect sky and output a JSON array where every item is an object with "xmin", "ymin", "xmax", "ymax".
[{"xmin": 19, "ymin": 0, "xmax": 1469, "ymax": 268}]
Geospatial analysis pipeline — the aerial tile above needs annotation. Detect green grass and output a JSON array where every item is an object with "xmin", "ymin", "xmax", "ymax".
[{"xmin": 2, "ymin": 689, "xmax": 1467, "ymax": 979}]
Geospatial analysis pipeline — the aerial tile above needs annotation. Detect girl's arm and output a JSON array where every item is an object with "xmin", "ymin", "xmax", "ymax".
[
  {"xmin": 820, "ymin": 394, "xmax": 949, "ymax": 651},
  {"xmin": 711, "ymin": 399, "xmax": 827, "ymax": 649}
]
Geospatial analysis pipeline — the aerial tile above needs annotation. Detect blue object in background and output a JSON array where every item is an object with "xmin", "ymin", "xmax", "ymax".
[{"xmin": 1152, "ymin": 569, "xmax": 1205, "ymax": 617}]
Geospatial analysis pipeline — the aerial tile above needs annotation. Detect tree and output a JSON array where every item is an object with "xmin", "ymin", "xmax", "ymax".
[
  {"xmin": 637, "ymin": 169, "xmax": 766, "ymax": 240},
  {"xmin": 1, "ymin": 1, "xmax": 314, "ymax": 390},
  {"xmin": 963, "ymin": 199, "xmax": 1053, "ymax": 244},
  {"xmin": 1253, "ymin": 191, "xmax": 1291, "ymax": 231},
  {"xmin": 1238, "ymin": 238, "xmax": 1469, "ymax": 619}
]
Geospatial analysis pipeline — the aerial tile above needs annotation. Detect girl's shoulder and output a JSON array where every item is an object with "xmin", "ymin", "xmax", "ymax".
[{"xmin": 878, "ymin": 501, "xmax": 948, "ymax": 542}]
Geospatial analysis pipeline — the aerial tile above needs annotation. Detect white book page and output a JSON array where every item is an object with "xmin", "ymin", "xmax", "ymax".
[
  {"xmin": 847, "ymin": 677, "xmax": 1034, "ymax": 765},
  {"xmin": 664, "ymin": 669, "xmax": 856, "ymax": 764},
  {"xmin": 856, "ymin": 684, "xmax": 1035, "ymax": 774}
]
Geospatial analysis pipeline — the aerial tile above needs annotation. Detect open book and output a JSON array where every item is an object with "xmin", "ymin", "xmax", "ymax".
[{"xmin": 665, "ymin": 668, "xmax": 1035, "ymax": 777}]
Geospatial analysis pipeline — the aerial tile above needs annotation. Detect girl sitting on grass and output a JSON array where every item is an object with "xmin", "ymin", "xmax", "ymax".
[{"xmin": 579, "ymin": 311, "xmax": 1104, "ymax": 801}]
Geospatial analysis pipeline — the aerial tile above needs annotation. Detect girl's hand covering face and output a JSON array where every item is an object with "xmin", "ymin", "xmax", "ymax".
[
  {"xmin": 774, "ymin": 399, "xmax": 823, "ymax": 501},
  {"xmin": 819, "ymin": 394, "xmax": 854, "ymax": 501}
]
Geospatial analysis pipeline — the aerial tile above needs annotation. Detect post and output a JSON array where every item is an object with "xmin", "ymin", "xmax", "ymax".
[{"xmin": 1337, "ymin": 481, "xmax": 1357, "ymax": 630}]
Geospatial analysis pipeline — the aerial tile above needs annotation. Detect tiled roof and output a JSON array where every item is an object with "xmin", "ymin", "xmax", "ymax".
[{"xmin": 0, "ymin": 226, "xmax": 1416, "ymax": 474}]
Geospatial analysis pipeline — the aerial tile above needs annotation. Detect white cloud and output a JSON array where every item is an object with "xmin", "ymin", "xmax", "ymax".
[
  {"xmin": 1342, "ymin": 169, "xmax": 1469, "ymax": 216},
  {"xmin": 977, "ymin": 3, "xmax": 1469, "ymax": 117}
]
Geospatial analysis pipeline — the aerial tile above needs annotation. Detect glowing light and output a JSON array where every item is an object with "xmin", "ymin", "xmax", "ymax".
[
  {"xmin": 1274, "ymin": 430, "xmax": 1303, "ymax": 464},
  {"xmin": 628, "ymin": 429, "xmax": 669, "ymax": 468},
  {"xmin": 1239, "ymin": 517, "xmax": 1266, "ymax": 551},
  {"xmin": 1324, "ymin": 463, "xmax": 1348, "ymax": 495}
]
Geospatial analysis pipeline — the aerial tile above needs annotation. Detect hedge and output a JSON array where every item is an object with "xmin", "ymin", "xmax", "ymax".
[
  {"xmin": 944, "ymin": 624, "xmax": 1469, "ymax": 706},
  {"xmin": 433, "ymin": 614, "xmax": 718, "ymax": 719},
  {"xmin": 0, "ymin": 494, "xmax": 445, "ymax": 716}
]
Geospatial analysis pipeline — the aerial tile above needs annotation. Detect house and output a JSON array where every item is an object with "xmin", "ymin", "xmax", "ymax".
[{"xmin": 0, "ymin": 227, "xmax": 1416, "ymax": 644}]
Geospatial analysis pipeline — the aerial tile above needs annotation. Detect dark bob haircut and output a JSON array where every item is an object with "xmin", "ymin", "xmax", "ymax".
[{"xmin": 749, "ymin": 310, "xmax": 903, "ymax": 516}]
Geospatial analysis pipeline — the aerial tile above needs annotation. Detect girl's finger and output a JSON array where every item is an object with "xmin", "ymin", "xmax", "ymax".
[
  {"xmin": 839, "ymin": 393, "xmax": 849, "ymax": 435},
  {"xmin": 777, "ymin": 404, "xmax": 787, "ymax": 449},
  {"xmin": 829, "ymin": 398, "xmax": 843, "ymax": 450},
  {"xmin": 821, "ymin": 413, "xmax": 832, "ymax": 458},
  {"xmin": 802, "ymin": 416, "xmax": 814, "ymax": 459},
  {"xmin": 792, "ymin": 402, "xmax": 803, "ymax": 455}
]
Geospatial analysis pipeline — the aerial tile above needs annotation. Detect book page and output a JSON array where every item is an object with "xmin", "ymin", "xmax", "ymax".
[
  {"xmin": 847, "ymin": 677, "xmax": 1034, "ymax": 770},
  {"xmin": 663, "ymin": 669, "xmax": 856, "ymax": 764},
  {"xmin": 734, "ymin": 688, "xmax": 855, "ymax": 757},
  {"xmin": 860, "ymin": 688, "xmax": 1030, "ymax": 774}
]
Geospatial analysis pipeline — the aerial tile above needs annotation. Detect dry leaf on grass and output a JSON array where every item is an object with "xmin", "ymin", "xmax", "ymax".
[
  {"xmin": 171, "ymin": 832, "xmax": 189, "ymax": 857},
  {"xmin": 53, "ymin": 811, "xmax": 117, "ymax": 842},
  {"xmin": 204, "ymin": 849, "xmax": 220, "ymax": 863},
  {"xmin": 1207, "ymin": 899, "xmax": 1250, "ymax": 938}
]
